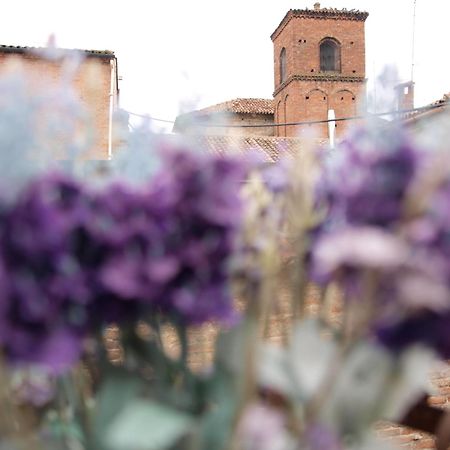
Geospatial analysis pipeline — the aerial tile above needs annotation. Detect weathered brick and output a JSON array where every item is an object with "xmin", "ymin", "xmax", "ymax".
[
  {"xmin": 0, "ymin": 51, "xmax": 117, "ymax": 160},
  {"xmin": 272, "ymin": 7, "xmax": 367, "ymax": 139}
]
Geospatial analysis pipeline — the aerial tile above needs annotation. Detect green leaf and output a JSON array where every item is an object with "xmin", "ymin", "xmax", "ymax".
[
  {"xmin": 197, "ymin": 371, "xmax": 238, "ymax": 450},
  {"xmin": 104, "ymin": 400, "xmax": 194, "ymax": 450},
  {"xmin": 214, "ymin": 321, "xmax": 249, "ymax": 375},
  {"xmin": 94, "ymin": 370, "xmax": 142, "ymax": 433},
  {"xmin": 198, "ymin": 398, "xmax": 235, "ymax": 450},
  {"xmin": 323, "ymin": 342, "xmax": 393, "ymax": 436},
  {"xmin": 46, "ymin": 420, "xmax": 84, "ymax": 442},
  {"xmin": 288, "ymin": 319, "xmax": 337, "ymax": 400},
  {"xmin": 257, "ymin": 343, "xmax": 294, "ymax": 398}
]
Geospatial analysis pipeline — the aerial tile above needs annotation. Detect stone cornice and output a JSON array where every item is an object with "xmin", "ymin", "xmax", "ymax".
[
  {"xmin": 271, "ymin": 8, "xmax": 369, "ymax": 41},
  {"xmin": 273, "ymin": 74, "xmax": 366, "ymax": 96}
]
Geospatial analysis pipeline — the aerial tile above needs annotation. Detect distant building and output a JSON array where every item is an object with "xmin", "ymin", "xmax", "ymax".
[
  {"xmin": 173, "ymin": 8, "xmax": 450, "ymax": 450},
  {"xmin": 175, "ymin": 3, "xmax": 369, "ymax": 142},
  {"xmin": 174, "ymin": 98, "xmax": 275, "ymax": 136},
  {"xmin": 272, "ymin": 3, "xmax": 368, "ymax": 138},
  {"xmin": 0, "ymin": 45, "xmax": 119, "ymax": 160},
  {"xmin": 401, "ymin": 91, "xmax": 449, "ymax": 132}
]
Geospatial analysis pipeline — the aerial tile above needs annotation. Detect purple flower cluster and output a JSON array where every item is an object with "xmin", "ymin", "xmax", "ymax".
[
  {"xmin": 0, "ymin": 148, "xmax": 246, "ymax": 371},
  {"xmin": 311, "ymin": 127, "xmax": 419, "ymax": 284},
  {"xmin": 376, "ymin": 177, "xmax": 450, "ymax": 358},
  {"xmin": 310, "ymin": 126, "xmax": 450, "ymax": 358},
  {"xmin": 0, "ymin": 174, "xmax": 91, "ymax": 369},
  {"xmin": 315, "ymin": 127, "xmax": 418, "ymax": 231},
  {"xmin": 376, "ymin": 310, "xmax": 450, "ymax": 359},
  {"xmin": 95, "ymin": 149, "xmax": 245, "ymax": 325}
]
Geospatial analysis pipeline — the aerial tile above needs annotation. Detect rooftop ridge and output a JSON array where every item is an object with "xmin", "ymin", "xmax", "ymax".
[
  {"xmin": 186, "ymin": 134, "xmax": 328, "ymax": 162},
  {"xmin": 402, "ymin": 92, "xmax": 450, "ymax": 123},
  {"xmin": 178, "ymin": 98, "xmax": 275, "ymax": 117},
  {"xmin": 271, "ymin": 7, "xmax": 369, "ymax": 41},
  {"xmin": 202, "ymin": 98, "xmax": 274, "ymax": 115},
  {"xmin": 173, "ymin": 98, "xmax": 275, "ymax": 133},
  {"xmin": 193, "ymin": 134, "xmax": 305, "ymax": 141}
]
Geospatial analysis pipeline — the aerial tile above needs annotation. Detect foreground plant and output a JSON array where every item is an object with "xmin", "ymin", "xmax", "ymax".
[{"xmin": 0, "ymin": 56, "xmax": 449, "ymax": 450}]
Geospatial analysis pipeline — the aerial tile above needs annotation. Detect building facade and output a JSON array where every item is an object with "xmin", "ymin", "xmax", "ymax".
[
  {"xmin": 175, "ymin": 3, "xmax": 368, "ymax": 142},
  {"xmin": 173, "ymin": 98, "xmax": 275, "ymax": 136},
  {"xmin": 0, "ymin": 45, "xmax": 119, "ymax": 160},
  {"xmin": 272, "ymin": 3, "xmax": 368, "ymax": 138},
  {"xmin": 171, "ymin": 6, "xmax": 450, "ymax": 449}
]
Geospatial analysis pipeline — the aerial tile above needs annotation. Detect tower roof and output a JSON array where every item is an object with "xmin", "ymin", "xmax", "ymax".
[{"xmin": 271, "ymin": 6, "xmax": 369, "ymax": 41}]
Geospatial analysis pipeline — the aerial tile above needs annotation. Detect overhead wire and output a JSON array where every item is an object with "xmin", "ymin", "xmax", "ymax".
[
  {"xmin": 122, "ymin": 110, "xmax": 175, "ymax": 124},
  {"xmin": 121, "ymin": 101, "xmax": 449, "ymax": 129}
]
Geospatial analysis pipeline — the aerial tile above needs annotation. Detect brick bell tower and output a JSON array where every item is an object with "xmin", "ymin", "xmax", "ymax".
[{"xmin": 271, "ymin": 3, "xmax": 368, "ymax": 139}]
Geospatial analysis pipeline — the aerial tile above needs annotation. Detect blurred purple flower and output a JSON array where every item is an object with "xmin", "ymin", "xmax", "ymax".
[
  {"xmin": 312, "ymin": 226, "xmax": 408, "ymax": 283},
  {"xmin": 0, "ymin": 148, "xmax": 246, "ymax": 369},
  {"xmin": 310, "ymin": 127, "xmax": 419, "ymax": 286},
  {"xmin": 310, "ymin": 125, "xmax": 450, "ymax": 358},
  {"xmin": 376, "ymin": 310, "xmax": 450, "ymax": 359},
  {"xmin": 316, "ymin": 127, "xmax": 419, "ymax": 228},
  {"xmin": 11, "ymin": 369, "xmax": 55, "ymax": 407},
  {"xmin": 237, "ymin": 402, "xmax": 291, "ymax": 450},
  {"xmin": 372, "ymin": 176, "xmax": 450, "ymax": 356},
  {"xmin": 304, "ymin": 423, "xmax": 342, "ymax": 450},
  {"xmin": 89, "ymin": 148, "xmax": 246, "ymax": 325},
  {"xmin": 0, "ymin": 173, "xmax": 90, "ymax": 370},
  {"xmin": 260, "ymin": 158, "xmax": 290, "ymax": 195}
]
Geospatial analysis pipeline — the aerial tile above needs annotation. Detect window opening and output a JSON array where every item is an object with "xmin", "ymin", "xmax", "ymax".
[
  {"xmin": 280, "ymin": 48, "xmax": 287, "ymax": 83},
  {"xmin": 320, "ymin": 39, "xmax": 341, "ymax": 72}
]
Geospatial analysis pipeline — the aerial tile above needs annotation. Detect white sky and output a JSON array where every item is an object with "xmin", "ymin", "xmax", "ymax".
[{"xmin": 1, "ymin": 0, "xmax": 447, "ymax": 131}]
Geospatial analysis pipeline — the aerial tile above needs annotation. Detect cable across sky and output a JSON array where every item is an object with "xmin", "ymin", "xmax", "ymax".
[{"xmin": 122, "ymin": 101, "xmax": 449, "ymax": 129}]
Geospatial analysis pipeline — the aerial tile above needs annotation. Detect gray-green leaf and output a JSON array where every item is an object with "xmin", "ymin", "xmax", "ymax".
[{"xmin": 104, "ymin": 400, "xmax": 194, "ymax": 450}]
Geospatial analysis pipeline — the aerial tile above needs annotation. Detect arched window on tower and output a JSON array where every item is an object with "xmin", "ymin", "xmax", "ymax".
[
  {"xmin": 320, "ymin": 39, "xmax": 341, "ymax": 72},
  {"xmin": 280, "ymin": 48, "xmax": 287, "ymax": 84}
]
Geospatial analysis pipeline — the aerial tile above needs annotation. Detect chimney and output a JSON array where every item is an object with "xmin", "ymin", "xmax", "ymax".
[
  {"xmin": 395, "ymin": 81, "xmax": 415, "ymax": 113},
  {"xmin": 314, "ymin": 2, "xmax": 321, "ymax": 10}
]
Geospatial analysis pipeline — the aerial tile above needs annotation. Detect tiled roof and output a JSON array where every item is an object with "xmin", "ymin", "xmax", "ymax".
[
  {"xmin": 424, "ymin": 92, "xmax": 450, "ymax": 108},
  {"xmin": 272, "ymin": 7, "xmax": 368, "ymax": 40},
  {"xmin": 291, "ymin": 7, "xmax": 368, "ymax": 20},
  {"xmin": 0, "ymin": 45, "xmax": 115, "ymax": 58},
  {"xmin": 190, "ymin": 98, "xmax": 275, "ymax": 116},
  {"xmin": 402, "ymin": 93, "xmax": 450, "ymax": 125},
  {"xmin": 177, "ymin": 135, "xmax": 327, "ymax": 162},
  {"xmin": 173, "ymin": 99, "xmax": 275, "ymax": 133}
]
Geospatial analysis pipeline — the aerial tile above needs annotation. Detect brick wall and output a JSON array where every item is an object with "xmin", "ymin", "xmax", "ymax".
[
  {"xmin": 0, "ymin": 52, "xmax": 117, "ymax": 160},
  {"xmin": 396, "ymin": 82, "xmax": 415, "ymax": 112},
  {"xmin": 274, "ymin": 78, "xmax": 365, "ymax": 138},
  {"xmin": 272, "ymin": 12, "xmax": 366, "ymax": 139},
  {"xmin": 180, "ymin": 112, "xmax": 275, "ymax": 137},
  {"xmin": 375, "ymin": 360, "xmax": 450, "ymax": 450}
]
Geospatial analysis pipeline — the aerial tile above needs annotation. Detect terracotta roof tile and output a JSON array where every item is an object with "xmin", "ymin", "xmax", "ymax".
[
  {"xmin": 191, "ymin": 98, "xmax": 274, "ymax": 116},
  {"xmin": 402, "ymin": 92, "xmax": 450, "ymax": 124},
  {"xmin": 271, "ymin": 7, "xmax": 368, "ymax": 40},
  {"xmin": 291, "ymin": 6, "xmax": 368, "ymax": 19},
  {"xmin": 173, "ymin": 99, "xmax": 275, "ymax": 132},
  {"xmin": 178, "ymin": 135, "xmax": 327, "ymax": 162}
]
